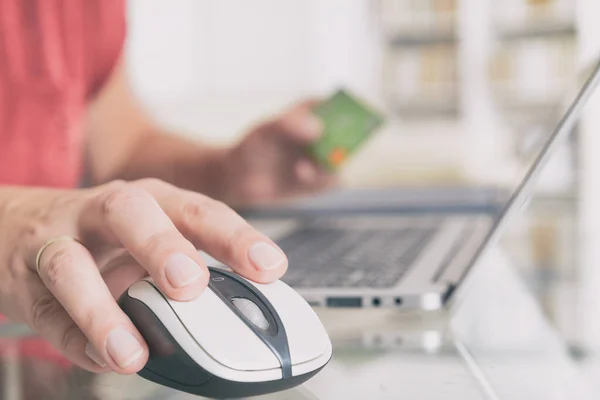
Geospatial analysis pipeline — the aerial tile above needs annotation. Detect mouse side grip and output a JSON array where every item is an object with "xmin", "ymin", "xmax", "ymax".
[{"xmin": 118, "ymin": 290, "xmax": 212, "ymax": 387}]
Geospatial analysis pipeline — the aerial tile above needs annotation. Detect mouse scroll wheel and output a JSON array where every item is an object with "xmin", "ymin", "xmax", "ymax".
[{"xmin": 231, "ymin": 298, "xmax": 270, "ymax": 330}]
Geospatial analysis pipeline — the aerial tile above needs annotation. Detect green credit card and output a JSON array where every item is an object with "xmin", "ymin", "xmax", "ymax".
[{"xmin": 309, "ymin": 89, "xmax": 385, "ymax": 170}]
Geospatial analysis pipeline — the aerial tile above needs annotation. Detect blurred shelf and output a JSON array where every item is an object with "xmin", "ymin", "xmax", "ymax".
[
  {"xmin": 494, "ymin": 0, "xmax": 577, "ymax": 41},
  {"xmin": 530, "ymin": 192, "xmax": 578, "ymax": 207},
  {"xmin": 386, "ymin": 101, "xmax": 460, "ymax": 118},
  {"xmin": 378, "ymin": 0, "xmax": 460, "ymax": 120},
  {"xmin": 490, "ymin": 98, "xmax": 560, "ymax": 115},
  {"xmin": 386, "ymin": 31, "xmax": 457, "ymax": 47},
  {"xmin": 379, "ymin": 0, "xmax": 458, "ymax": 44},
  {"xmin": 497, "ymin": 23, "xmax": 576, "ymax": 41}
]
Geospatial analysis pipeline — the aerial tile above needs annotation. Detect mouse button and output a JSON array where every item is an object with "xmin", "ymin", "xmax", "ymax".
[
  {"xmin": 166, "ymin": 288, "xmax": 282, "ymax": 372},
  {"xmin": 209, "ymin": 269, "xmax": 278, "ymax": 335},
  {"xmin": 231, "ymin": 297, "xmax": 270, "ymax": 330},
  {"xmin": 247, "ymin": 280, "xmax": 330, "ymax": 365}
]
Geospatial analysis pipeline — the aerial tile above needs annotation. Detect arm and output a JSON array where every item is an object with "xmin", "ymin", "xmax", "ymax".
[
  {"xmin": 86, "ymin": 57, "xmax": 333, "ymax": 206},
  {"xmin": 85, "ymin": 59, "xmax": 227, "ymax": 197}
]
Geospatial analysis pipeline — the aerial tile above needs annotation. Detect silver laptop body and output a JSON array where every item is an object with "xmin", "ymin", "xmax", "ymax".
[{"xmin": 235, "ymin": 58, "xmax": 600, "ymax": 311}]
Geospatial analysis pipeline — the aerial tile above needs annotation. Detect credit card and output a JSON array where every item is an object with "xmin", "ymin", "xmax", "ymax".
[{"xmin": 309, "ymin": 89, "xmax": 385, "ymax": 170}]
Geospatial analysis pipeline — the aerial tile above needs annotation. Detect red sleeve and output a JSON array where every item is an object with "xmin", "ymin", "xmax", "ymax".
[
  {"xmin": 84, "ymin": 0, "xmax": 127, "ymax": 99},
  {"xmin": 0, "ymin": 0, "xmax": 126, "ymax": 187}
]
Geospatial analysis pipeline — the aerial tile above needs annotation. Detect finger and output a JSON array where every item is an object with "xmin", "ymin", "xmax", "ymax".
[
  {"xmin": 271, "ymin": 101, "xmax": 324, "ymax": 143},
  {"xmin": 294, "ymin": 158, "xmax": 336, "ymax": 189},
  {"xmin": 23, "ymin": 276, "xmax": 108, "ymax": 373},
  {"xmin": 295, "ymin": 158, "xmax": 319, "ymax": 184},
  {"xmin": 101, "ymin": 253, "xmax": 147, "ymax": 300},
  {"xmin": 294, "ymin": 98, "xmax": 321, "ymax": 110},
  {"xmin": 36, "ymin": 238, "xmax": 148, "ymax": 374},
  {"xmin": 141, "ymin": 180, "xmax": 288, "ymax": 284},
  {"xmin": 91, "ymin": 183, "xmax": 209, "ymax": 301}
]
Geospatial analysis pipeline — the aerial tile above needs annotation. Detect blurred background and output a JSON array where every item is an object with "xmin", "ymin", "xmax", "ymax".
[
  {"xmin": 6, "ymin": 1, "xmax": 600, "ymax": 398},
  {"xmin": 125, "ymin": 0, "xmax": 591, "ymax": 189},
  {"xmin": 124, "ymin": 0, "xmax": 600, "ymax": 374}
]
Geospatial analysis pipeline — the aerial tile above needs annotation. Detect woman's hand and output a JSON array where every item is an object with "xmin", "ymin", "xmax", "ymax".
[
  {"xmin": 219, "ymin": 101, "xmax": 337, "ymax": 206},
  {"xmin": 0, "ymin": 179, "xmax": 288, "ymax": 374}
]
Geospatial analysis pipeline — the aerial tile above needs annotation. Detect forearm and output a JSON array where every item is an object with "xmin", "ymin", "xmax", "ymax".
[
  {"xmin": 107, "ymin": 131, "xmax": 230, "ymax": 200},
  {"xmin": 86, "ymin": 60, "xmax": 231, "ymax": 198},
  {"xmin": 0, "ymin": 185, "xmax": 71, "ymax": 204}
]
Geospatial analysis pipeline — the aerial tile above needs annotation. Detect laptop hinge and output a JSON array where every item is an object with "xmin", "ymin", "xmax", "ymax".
[
  {"xmin": 441, "ymin": 283, "xmax": 457, "ymax": 304},
  {"xmin": 435, "ymin": 216, "xmax": 493, "ymax": 285}
]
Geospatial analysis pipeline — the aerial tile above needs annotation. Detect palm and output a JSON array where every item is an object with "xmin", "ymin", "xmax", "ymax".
[{"xmin": 223, "ymin": 102, "xmax": 335, "ymax": 206}]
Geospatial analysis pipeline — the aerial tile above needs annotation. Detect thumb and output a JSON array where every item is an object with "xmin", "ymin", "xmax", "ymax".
[
  {"xmin": 273, "ymin": 99, "xmax": 324, "ymax": 144},
  {"xmin": 294, "ymin": 98, "xmax": 321, "ymax": 111}
]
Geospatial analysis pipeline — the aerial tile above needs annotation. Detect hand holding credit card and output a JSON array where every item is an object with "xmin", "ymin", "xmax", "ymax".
[{"xmin": 309, "ymin": 89, "xmax": 385, "ymax": 170}]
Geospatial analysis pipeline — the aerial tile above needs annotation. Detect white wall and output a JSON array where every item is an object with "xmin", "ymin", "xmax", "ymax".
[
  {"xmin": 575, "ymin": 0, "xmax": 600, "ymax": 350},
  {"xmin": 125, "ymin": 0, "xmax": 382, "ymax": 143}
]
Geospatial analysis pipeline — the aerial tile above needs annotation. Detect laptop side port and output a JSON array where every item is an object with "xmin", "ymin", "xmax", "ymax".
[
  {"xmin": 394, "ymin": 297, "xmax": 403, "ymax": 306},
  {"xmin": 372, "ymin": 297, "xmax": 381, "ymax": 307},
  {"xmin": 326, "ymin": 297, "xmax": 363, "ymax": 308}
]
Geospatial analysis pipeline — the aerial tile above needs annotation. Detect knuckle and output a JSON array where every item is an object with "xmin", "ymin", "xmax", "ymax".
[
  {"xmin": 273, "ymin": 115, "xmax": 294, "ymax": 132},
  {"xmin": 225, "ymin": 225, "xmax": 254, "ymax": 260},
  {"xmin": 11, "ymin": 209, "xmax": 55, "ymax": 252},
  {"xmin": 141, "ymin": 231, "xmax": 177, "ymax": 257},
  {"xmin": 103, "ymin": 179, "xmax": 127, "ymax": 192},
  {"xmin": 7, "ymin": 251, "xmax": 29, "ymax": 282},
  {"xmin": 181, "ymin": 197, "xmax": 229, "ymax": 230},
  {"xmin": 21, "ymin": 219, "xmax": 51, "ymax": 245},
  {"xmin": 30, "ymin": 293, "xmax": 61, "ymax": 331},
  {"xmin": 102, "ymin": 184, "xmax": 151, "ymax": 216},
  {"xmin": 205, "ymin": 199, "xmax": 231, "ymax": 216},
  {"xmin": 181, "ymin": 200, "xmax": 206, "ymax": 226},
  {"xmin": 59, "ymin": 321, "xmax": 82, "ymax": 353},
  {"xmin": 42, "ymin": 248, "xmax": 74, "ymax": 287},
  {"xmin": 276, "ymin": 109, "xmax": 306, "ymax": 132},
  {"xmin": 134, "ymin": 178, "xmax": 168, "ymax": 190}
]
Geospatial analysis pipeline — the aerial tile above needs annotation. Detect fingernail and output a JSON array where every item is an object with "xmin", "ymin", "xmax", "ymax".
[
  {"xmin": 106, "ymin": 328, "xmax": 144, "ymax": 369},
  {"xmin": 249, "ymin": 242, "xmax": 286, "ymax": 271},
  {"xmin": 85, "ymin": 342, "xmax": 107, "ymax": 368},
  {"xmin": 165, "ymin": 253, "xmax": 204, "ymax": 288}
]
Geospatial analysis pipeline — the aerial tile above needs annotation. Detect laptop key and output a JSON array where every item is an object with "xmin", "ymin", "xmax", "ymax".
[{"xmin": 279, "ymin": 223, "xmax": 439, "ymax": 289}]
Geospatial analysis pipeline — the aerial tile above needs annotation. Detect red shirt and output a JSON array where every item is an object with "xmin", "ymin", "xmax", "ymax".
[
  {"xmin": 0, "ymin": 0, "xmax": 126, "ymax": 187},
  {"xmin": 0, "ymin": 0, "xmax": 126, "ymax": 369}
]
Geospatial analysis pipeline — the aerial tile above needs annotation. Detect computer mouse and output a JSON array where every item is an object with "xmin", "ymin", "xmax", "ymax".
[{"xmin": 118, "ymin": 266, "xmax": 332, "ymax": 399}]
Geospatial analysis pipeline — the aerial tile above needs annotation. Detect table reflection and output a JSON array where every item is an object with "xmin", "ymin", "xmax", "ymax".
[{"xmin": 0, "ymin": 248, "xmax": 594, "ymax": 400}]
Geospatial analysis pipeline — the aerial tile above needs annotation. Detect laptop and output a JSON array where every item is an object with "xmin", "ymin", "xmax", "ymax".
[{"xmin": 232, "ymin": 57, "xmax": 600, "ymax": 311}]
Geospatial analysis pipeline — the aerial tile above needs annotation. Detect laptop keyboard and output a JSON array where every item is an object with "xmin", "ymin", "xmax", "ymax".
[{"xmin": 277, "ymin": 222, "xmax": 439, "ymax": 288}]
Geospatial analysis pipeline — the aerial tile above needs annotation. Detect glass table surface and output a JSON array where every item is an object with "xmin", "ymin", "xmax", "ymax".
[{"xmin": 0, "ymin": 248, "xmax": 593, "ymax": 400}]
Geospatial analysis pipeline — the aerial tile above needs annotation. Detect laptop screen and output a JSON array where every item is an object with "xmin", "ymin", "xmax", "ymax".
[{"xmin": 452, "ymin": 57, "xmax": 600, "ymax": 298}]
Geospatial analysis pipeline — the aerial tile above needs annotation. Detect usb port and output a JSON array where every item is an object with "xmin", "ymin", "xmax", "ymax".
[{"xmin": 326, "ymin": 297, "xmax": 362, "ymax": 308}]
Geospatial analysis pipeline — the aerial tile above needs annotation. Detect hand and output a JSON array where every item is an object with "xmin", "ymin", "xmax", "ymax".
[
  {"xmin": 0, "ymin": 179, "xmax": 288, "ymax": 374},
  {"xmin": 220, "ymin": 100, "xmax": 337, "ymax": 206}
]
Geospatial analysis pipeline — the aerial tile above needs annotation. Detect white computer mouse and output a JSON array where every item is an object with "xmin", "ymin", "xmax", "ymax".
[{"xmin": 118, "ymin": 266, "xmax": 332, "ymax": 399}]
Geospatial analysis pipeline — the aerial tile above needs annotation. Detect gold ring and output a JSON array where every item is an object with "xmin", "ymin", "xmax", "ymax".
[{"xmin": 35, "ymin": 236, "xmax": 83, "ymax": 276}]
